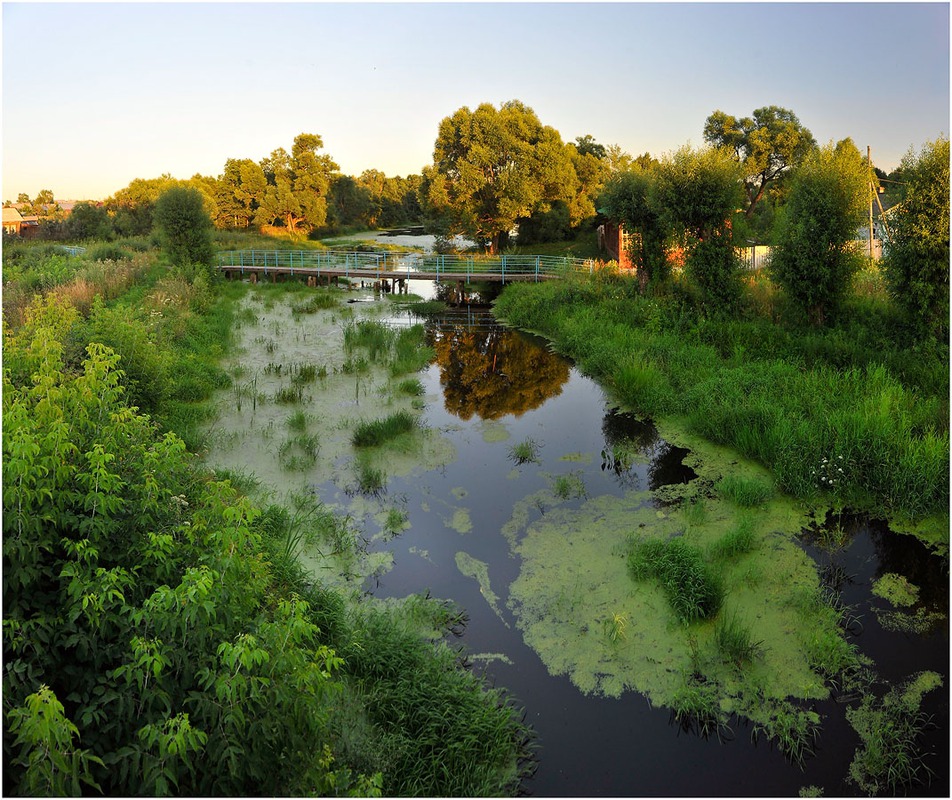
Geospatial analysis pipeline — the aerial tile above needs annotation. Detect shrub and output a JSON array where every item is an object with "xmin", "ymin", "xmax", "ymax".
[{"xmin": 153, "ymin": 186, "xmax": 215, "ymax": 268}]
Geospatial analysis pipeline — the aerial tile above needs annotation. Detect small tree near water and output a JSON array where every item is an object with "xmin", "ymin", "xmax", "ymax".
[
  {"xmin": 769, "ymin": 139, "xmax": 868, "ymax": 326},
  {"xmin": 154, "ymin": 186, "xmax": 215, "ymax": 268}
]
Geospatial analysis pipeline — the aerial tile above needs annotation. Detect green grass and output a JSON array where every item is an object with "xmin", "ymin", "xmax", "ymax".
[
  {"xmin": 628, "ymin": 537, "xmax": 724, "ymax": 624},
  {"xmin": 716, "ymin": 474, "xmax": 774, "ymax": 507},
  {"xmin": 710, "ymin": 517, "xmax": 757, "ymax": 560},
  {"xmin": 552, "ymin": 472, "xmax": 587, "ymax": 500},
  {"xmin": 508, "ymin": 437, "xmax": 541, "ymax": 465},
  {"xmin": 352, "ymin": 411, "xmax": 418, "ymax": 448},
  {"xmin": 493, "ymin": 274, "xmax": 949, "ymax": 520},
  {"xmin": 712, "ymin": 612, "xmax": 763, "ymax": 667}
]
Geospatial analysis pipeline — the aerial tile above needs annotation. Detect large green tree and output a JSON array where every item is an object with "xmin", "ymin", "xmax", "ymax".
[
  {"xmin": 654, "ymin": 145, "xmax": 745, "ymax": 307},
  {"xmin": 422, "ymin": 100, "xmax": 579, "ymax": 253},
  {"xmin": 216, "ymin": 158, "xmax": 267, "ymax": 228},
  {"xmin": 881, "ymin": 136, "xmax": 950, "ymax": 338},
  {"xmin": 769, "ymin": 139, "xmax": 869, "ymax": 326},
  {"xmin": 703, "ymin": 106, "xmax": 817, "ymax": 220},
  {"xmin": 598, "ymin": 167, "xmax": 670, "ymax": 291},
  {"xmin": 154, "ymin": 186, "xmax": 215, "ymax": 268},
  {"xmin": 255, "ymin": 134, "xmax": 338, "ymax": 234}
]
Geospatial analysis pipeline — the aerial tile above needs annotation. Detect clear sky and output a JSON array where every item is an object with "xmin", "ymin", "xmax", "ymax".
[{"xmin": 2, "ymin": 2, "xmax": 949, "ymax": 201}]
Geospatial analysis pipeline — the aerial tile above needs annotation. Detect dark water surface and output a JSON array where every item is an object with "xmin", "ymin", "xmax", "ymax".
[{"xmin": 310, "ymin": 309, "xmax": 949, "ymax": 797}]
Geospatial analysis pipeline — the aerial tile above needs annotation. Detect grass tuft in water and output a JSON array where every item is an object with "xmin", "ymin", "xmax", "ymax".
[
  {"xmin": 628, "ymin": 537, "xmax": 724, "ymax": 624},
  {"xmin": 713, "ymin": 612, "xmax": 764, "ymax": 667},
  {"xmin": 710, "ymin": 516, "xmax": 757, "ymax": 560},
  {"xmin": 352, "ymin": 411, "xmax": 418, "ymax": 448},
  {"xmin": 716, "ymin": 474, "xmax": 774, "ymax": 507},
  {"xmin": 395, "ymin": 377, "xmax": 425, "ymax": 397},
  {"xmin": 552, "ymin": 471, "xmax": 586, "ymax": 500},
  {"xmin": 508, "ymin": 437, "xmax": 541, "ymax": 465}
]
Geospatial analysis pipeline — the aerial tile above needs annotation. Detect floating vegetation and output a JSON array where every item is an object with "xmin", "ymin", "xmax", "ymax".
[
  {"xmin": 274, "ymin": 384, "xmax": 305, "ymax": 404},
  {"xmin": 351, "ymin": 456, "xmax": 386, "ymax": 496},
  {"xmin": 509, "ymin": 437, "xmax": 542, "ymax": 465},
  {"xmin": 670, "ymin": 674, "xmax": 727, "ymax": 740},
  {"xmin": 278, "ymin": 433, "xmax": 319, "ymax": 471},
  {"xmin": 552, "ymin": 471, "xmax": 586, "ymax": 500},
  {"xmin": 603, "ymin": 612, "xmax": 629, "ymax": 644},
  {"xmin": 713, "ymin": 612, "xmax": 764, "ymax": 668},
  {"xmin": 871, "ymin": 573, "xmax": 920, "ymax": 607},
  {"xmin": 456, "ymin": 551, "xmax": 508, "ymax": 625},
  {"xmin": 751, "ymin": 700, "xmax": 821, "ymax": 766},
  {"xmin": 847, "ymin": 671, "xmax": 942, "ymax": 795},
  {"xmin": 710, "ymin": 516, "xmax": 757, "ymax": 560}
]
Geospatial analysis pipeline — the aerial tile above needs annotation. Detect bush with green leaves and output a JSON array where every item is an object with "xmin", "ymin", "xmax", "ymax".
[
  {"xmin": 881, "ymin": 136, "xmax": 950, "ymax": 338},
  {"xmin": 153, "ymin": 186, "xmax": 215, "ymax": 268},
  {"xmin": 769, "ymin": 139, "xmax": 869, "ymax": 326}
]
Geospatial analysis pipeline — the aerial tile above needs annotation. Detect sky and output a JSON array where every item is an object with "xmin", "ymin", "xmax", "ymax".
[{"xmin": 2, "ymin": 2, "xmax": 949, "ymax": 201}]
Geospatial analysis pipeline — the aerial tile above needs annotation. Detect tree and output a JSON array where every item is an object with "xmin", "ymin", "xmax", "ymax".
[
  {"xmin": 216, "ymin": 158, "xmax": 267, "ymax": 228},
  {"xmin": 881, "ymin": 136, "xmax": 950, "ymax": 337},
  {"xmin": 598, "ymin": 167, "xmax": 670, "ymax": 291},
  {"xmin": 65, "ymin": 201, "xmax": 113, "ymax": 241},
  {"xmin": 422, "ymin": 100, "xmax": 579, "ymax": 253},
  {"xmin": 703, "ymin": 106, "xmax": 817, "ymax": 219},
  {"xmin": 769, "ymin": 139, "xmax": 869, "ymax": 326},
  {"xmin": 654, "ymin": 145, "xmax": 745, "ymax": 307},
  {"xmin": 255, "ymin": 134, "xmax": 339, "ymax": 234},
  {"xmin": 575, "ymin": 135, "xmax": 607, "ymax": 160},
  {"xmin": 153, "ymin": 186, "xmax": 215, "ymax": 267}
]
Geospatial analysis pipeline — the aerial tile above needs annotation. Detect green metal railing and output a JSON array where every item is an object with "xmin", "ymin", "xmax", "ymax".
[{"xmin": 216, "ymin": 250, "xmax": 595, "ymax": 283}]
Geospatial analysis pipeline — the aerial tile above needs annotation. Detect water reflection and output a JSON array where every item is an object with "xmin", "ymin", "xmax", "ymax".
[
  {"xmin": 600, "ymin": 408, "xmax": 697, "ymax": 489},
  {"xmin": 428, "ymin": 320, "xmax": 570, "ymax": 421}
]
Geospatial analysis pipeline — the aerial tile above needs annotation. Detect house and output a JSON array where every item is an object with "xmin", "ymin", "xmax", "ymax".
[
  {"xmin": 2, "ymin": 206, "xmax": 40, "ymax": 238},
  {"xmin": 3, "ymin": 206, "xmax": 24, "ymax": 235},
  {"xmin": 597, "ymin": 220, "xmax": 634, "ymax": 270}
]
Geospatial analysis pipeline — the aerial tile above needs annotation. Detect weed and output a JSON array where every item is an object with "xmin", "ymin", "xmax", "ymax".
[
  {"xmin": 670, "ymin": 675, "xmax": 726, "ymax": 740},
  {"xmin": 752, "ymin": 702, "xmax": 820, "ymax": 766},
  {"xmin": 395, "ymin": 377, "xmax": 425, "ymax": 397},
  {"xmin": 291, "ymin": 363, "xmax": 321, "ymax": 385},
  {"xmin": 383, "ymin": 508, "xmax": 409, "ymax": 536},
  {"xmin": 509, "ymin": 438, "xmax": 542, "ymax": 465},
  {"xmin": 286, "ymin": 409, "xmax": 308, "ymax": 433},
  {"xmin": 352, "ymin": 457, "xmax": 386, "ymax": 496},
  {"xmin": 716, "ymin": 474, "xmax": 773, "ymax": 507},
  {"xmin": 278, "ymin": 433, "xmax": 319, "ymax": 471},
  {"xmin": 603, "ymin": 612, "xmax": 629, "ymax": 644},
  {"xmin": 552, "ymin": 471, "xmax": 586, "ymax": 500},
  {"xmin": 274, "ymin": 385, "xmax": 305, "ymax": 404},
  {"xmin": 713, "ymin": 612, "xmax": 764, "ymax": 667},
  {"xmin": 352, "ymin": 411, "xmax": 418, "ymax": 448},
  {"xmin": 710, "ymin": 516, "xmax": 757, "ymax": 559},
  {"xmin": 628, "ymin": 537, "xmax": 723, "ymax": 624}
]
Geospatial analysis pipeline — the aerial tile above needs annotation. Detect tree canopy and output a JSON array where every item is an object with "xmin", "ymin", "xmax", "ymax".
[
  {"xmin": 422, "ymin": 100, "xmax": 581, "ymax": 253},
  {"xmin": 703, "ymin": 106, "xmax": 816, "ymax": 219}
]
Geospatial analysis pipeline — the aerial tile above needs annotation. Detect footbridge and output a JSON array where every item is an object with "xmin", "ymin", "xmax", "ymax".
[{"xmin": 216, "ymin": 249, "xmax": 596, "ymax": 287}]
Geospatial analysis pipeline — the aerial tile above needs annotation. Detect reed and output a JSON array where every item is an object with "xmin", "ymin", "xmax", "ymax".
[
  {"xmin": 716, "ymin": 474, "xmax": 773, "ymax": 507},
  {"xmin": 508, "ymin": 438, "xmax": 541, "ymax": 465},
  {"xmin": 713, "ymin": 612, "xmax": 763, "ymax": 667}
]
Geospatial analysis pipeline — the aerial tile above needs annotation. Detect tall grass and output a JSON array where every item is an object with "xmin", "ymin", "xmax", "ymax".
[
  {"xmin": 494, "ymin": 276, "xmax": 949, "ymax": 519},
  {"xmin": 628, "ymin": 537, "xmax": 724, "ymax": 624},
  {"xmin": 352, "ymin": 411, "xmax": 418, "ymax": 448}
]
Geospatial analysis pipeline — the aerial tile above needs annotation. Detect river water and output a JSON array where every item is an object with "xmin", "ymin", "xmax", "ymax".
[{"xmin": 205, "ymin": 288, "xmax": 949, "ymax": 797}]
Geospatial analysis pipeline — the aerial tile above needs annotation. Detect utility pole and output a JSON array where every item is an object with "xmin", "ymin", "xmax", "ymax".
[{"xmin": 868, "ymin": 145, "xmax": 875, "ymax": 260}]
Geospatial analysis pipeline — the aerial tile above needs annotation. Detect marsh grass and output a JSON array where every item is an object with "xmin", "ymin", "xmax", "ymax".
[
  {"xmin": 290, "ymin": 362, "xmax": 324, "ymax": 385},
  {"xmin": 670, "ymin": 675, "xmax": 727, "ymax": 740},
  {"xmin": 286, "ymin": 409, "xmax": 309, "ymax": 433},
  {"xmin": 509, "ymin": 438, "xmax": 542, "ymax": 465},
  {"xmin": 713, "ymin": 612, "xmax": 764, "ymax": 667},
  {"xmin": 291, "ymin": 292, "xmax": 339, "ymax": 315},
  {"xmin": 275, "ymin": 385, "xmax": 305, "ymax": 404},
  {"xmin": 716, "ymin": 474, "xmax": 773, "ymax": 506},
  {"xmin": 352, "ymin": 411, "xmax": 418, "ymax": 448},
  {"xmin": 710, "ymin": 517, "xmax": 757, "ymax": 560},
  {"xmin": 552, "ymin": 471, "xmax": 587, "ymax": 500},
  {"xmin": 628, "ymin": 537, "xmax": 724, "ymax": 623},
  {"xmin": 352, "ymin": 457, "xmax": 386, "ymax": 496},
  {"xmin": 395, "ymin": 377, "xmax": 425, "ymax": 397},
  {"xmin": 278, "ymin": 433, "xmax": 320, "ymax": 471},
  {"xmin": 752, "ymin": 702, "xmax": 820, "ymax": 766}
]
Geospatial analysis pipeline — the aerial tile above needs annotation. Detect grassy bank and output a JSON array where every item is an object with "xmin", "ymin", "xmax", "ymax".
[
  {"xmin": 493, "ymin": 271, "xmax": 948, "ymax": 529},
  {"xmin": 2, "ymin": 242, "xmax": 533, "ymax": 796}
]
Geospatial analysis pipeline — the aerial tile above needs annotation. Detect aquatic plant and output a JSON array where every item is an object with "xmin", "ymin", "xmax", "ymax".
[
  {"xmin": 383, "ymin": 508, "xmax": 409, "ymax": 536},
  {"xmin": 713, "ymin": 612, "xmax": 763, "ymax": 667},
  {"xmin": 508, "ymin": 438, "xmax": 542, "ymax": 465},
  {"xmin": 716, "ymin": 474, "xmax": 773, "ymax": 507},
  {"xmin": 847, "ymin": 671, "xmax": 941, "ymax": 795},
  {"xmin": 752, "ymin": 701, "xmax": 820, "ymax": 766},
  {"xmin": 291, "ymin": 362, "xmax": 322, "ymax": 385},
  {"xmin": 710, "ymin": 516, "xmax": 757, "ymax": 560},
  {"xmin": 628, "ymin": 537, "xmax": 724, "ymax": 624},
  {"xmin": 670, "ymin": 675, "xmax": 726, "ymax": 740},
  {"xmin": 291, "ymin": 292, "xmax": 338, "ymax": 315},
  {"xmin": 395, "ymin": 377, "xmax": 425, "ymax": 397},
  {"xmin": 352, "ymin": 411, "xmax": 418, "ymax": 448},
  {"xmin": 602, "ymin": 612, "xmax": 629, "ymax": 644},
  {"xmin": 278, "ymin": 433, "xmax": 319, "ymax": 471},
  {"xmin": 552, "ymin": 471, "xmax": 586, "ymax": 500},
  {"xmin": 286, "ymin": 409, "xmax": 308, "ymax": 433},
  {"xmin": 353, "ymin": 458, "xmax": 386, "ymax": 496},
  {"xmin": 391, "ymin": 326, "xmax": 434, "ymax": 376},
  {"xmin": 274, "ymin": 385, "xmax": 305, "ymax": 404}
]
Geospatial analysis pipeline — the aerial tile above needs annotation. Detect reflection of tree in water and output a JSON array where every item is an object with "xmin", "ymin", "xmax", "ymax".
[
  {"xmin": 600, "ymin": 409, "xmax": 696, "ymax": 489},
  {"xmin": 429, "ymin": 323, "xmax": 569, "ymax": 420}
]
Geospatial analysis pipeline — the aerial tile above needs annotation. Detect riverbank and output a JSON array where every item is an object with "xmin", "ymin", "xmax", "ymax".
[{"xmin": 492, "ymin": 270, "xmax": 949, "ymax": 545}]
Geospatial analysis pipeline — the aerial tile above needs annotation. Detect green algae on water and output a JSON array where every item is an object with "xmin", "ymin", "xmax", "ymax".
[
  {"xmin": 455, "ymin": 551, "xmax": 508, "ymax": 626},
  {"xmin": 872, "ymin": 573, "xmax": 920, "ymax": 607}
]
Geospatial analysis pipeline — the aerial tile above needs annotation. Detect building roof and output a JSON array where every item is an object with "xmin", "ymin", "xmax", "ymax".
[{"xmin": 3, "ymin": 207, "xmax": 24, "ymax": 224}]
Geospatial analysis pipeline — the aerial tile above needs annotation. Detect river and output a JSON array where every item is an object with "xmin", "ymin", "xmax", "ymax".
[{"xmin": 204, "ymin": 285, "xmax": 949, "ymax": 797}]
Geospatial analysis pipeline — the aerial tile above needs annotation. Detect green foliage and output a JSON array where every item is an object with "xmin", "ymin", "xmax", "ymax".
[
  {"xmin": 66, "ymin": 201, "xmax": 115, "ymax": 241},
  {"xmin": 712, "ymin": 612, "xmax": 763, "ymax": 667},
  {"xmin": 628, "ymin": 537, "xmax": 724, "ymax": 623},
  {"xmin": 493, "ymin": 278, "xmax": 948, "ymax": 519},
  {"xmin": 508, "ymin": 437, "xmax": 542, "ymax": 465},
  {"xmin": 769, "ymin": 140, "xmax": 869, "ymax": 325},
  {"xmin": 847, "ymin": 671, "xmax": 942, "ymax": 794},
  {"xmin": 422, "ymin": 100, "xmax": 582, "ymax": 253},
  {"xmin": 716, "ymin": 474, "xmax": 773, "ymax": 507},
  {"xmin": 703, "ymin": 105, "xmax": 817, "ymax": 219},
  {"xmin": 352, "ymin": 411, "xmax": 418, "ymax": 448},
  {"xmin": 154, "ymin": 186, "xmax": 216, "ymax": 268},
  {"xmin": 882, "ymin": 136, "xmax": 950, "ymax": 337},
  {"xmin": 710, "ymin": 517, "xmax": 757, "ymax": 559}
]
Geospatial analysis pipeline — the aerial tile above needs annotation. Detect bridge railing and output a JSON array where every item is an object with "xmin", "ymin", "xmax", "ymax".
[{"xmin": 216, "ymin": 250, "xmax": 595, "ymax": 282}]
